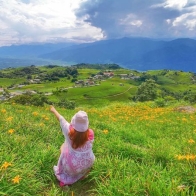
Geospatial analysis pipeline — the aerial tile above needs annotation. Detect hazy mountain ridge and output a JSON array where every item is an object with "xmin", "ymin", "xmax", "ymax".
[
  {"xmin": 0, "ymin": 37, "xmax": 196, "ymax": 72},
  {"xmin": 0, "ymin": 42, "xmax": 75, "ymax": 57},
  {"xmin": 39, "ymin": 37, "xmax": 196, "ymax": 72}
]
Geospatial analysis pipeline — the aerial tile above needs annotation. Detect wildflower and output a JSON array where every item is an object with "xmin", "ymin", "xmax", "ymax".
[
  {"xmin": 176, "ymin": 154, "xmax": 196, "ymax": 161},
  {"xmin": 12, "ymin": 175, "xmax": 21, "ymax": 184},
  {"xmin": 1, "ymin": 162, "xmax": 12, "ymax": 170},
  {"xmin": 8, "ymin": 129, "xmax": 15, "ymax": 134},
  {"xmin": 103, "ymin": 129, "xmax": 108, "ymax": 134},
  {"xmin": 188, "ymin": 139, "xmax": 195, "ymax": 144},
  {"xmin": 40, "ymin": 123, "xmax": 45, "ymax": 127},
  {"xmin": 1, "ymin": 109, "xmax": 6, "ymax": 113},
  {"xmin": 44, "ymin": 117, "xmax": 49, "ymax": 120},
  {"xmin": 182, "ymin": 118, "xmax": 187, "ymax": 122},
  {"xmin": 189, "ymin": 155, "xmax": 196, "ymax": 160},
  {"xmin": 176, "ymin": 155, "xmax": 184, "ymax": 160},
  {"xmin": 6, "ymin": 117, "xmax": 13, "ymax": 122},
  {"xmin": 32, "ymin": 112, "xmax": 38, "ymax": 116}
]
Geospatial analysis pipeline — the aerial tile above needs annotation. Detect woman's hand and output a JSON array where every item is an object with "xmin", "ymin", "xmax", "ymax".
[
  {"xmin": 50, "ymin": 105, "xmax": 61, "ymax": 121},
  {"xmin": 50, "ymin": 105, "xmax": 56, "ymax": 113}
]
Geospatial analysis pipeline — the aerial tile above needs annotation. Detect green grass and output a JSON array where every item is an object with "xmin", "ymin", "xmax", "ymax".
[
  {"xmin": 0, "ymin": 78, "xmax": 26, "ymax": 87},
  {"xmin": 77, "ymin": 69, "xmax": 99, "ymax": 79},
  {"xmin": 12, "ymin": 79, "xmax": 73, "ymax": 92},
  {"xmin": 49, "ymin": 77, "xmax": 135, "ymax": 107},
  {"xmin": 163, "ymin": 84, "xmax": 196, "ymax": 93},
  {"xmin": 156, "ymin": 76, "xmax": 175, "ymax": 85},
  {"xmin": 1, "ymin": 102, "xmax": 196, "ymax": 195}
]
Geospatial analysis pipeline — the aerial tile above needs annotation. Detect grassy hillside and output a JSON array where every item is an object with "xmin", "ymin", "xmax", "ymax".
[
  {"xmin": 1, "ymin": 102, "xmax": 196, "ymax": 195},
  {"xmin": 1, "ymin": 65, "xmax": 196, "ymax": 108}
]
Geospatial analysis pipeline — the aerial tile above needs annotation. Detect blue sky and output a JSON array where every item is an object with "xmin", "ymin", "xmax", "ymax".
[{"xmin": 0, "ymin": 0, "xmax": 196, "ymax": 46}]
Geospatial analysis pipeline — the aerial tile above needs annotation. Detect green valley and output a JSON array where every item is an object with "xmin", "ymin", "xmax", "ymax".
[{"xmin": 0, "ymin": 64, "xmax": 196, "ymax": 107}]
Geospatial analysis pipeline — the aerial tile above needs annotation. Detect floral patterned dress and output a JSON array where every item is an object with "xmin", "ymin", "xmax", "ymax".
[{"xmin": 53, "ymin": 115, "xmax": 95, "ymax": 185}]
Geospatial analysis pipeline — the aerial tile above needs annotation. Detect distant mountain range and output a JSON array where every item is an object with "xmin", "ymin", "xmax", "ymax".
[{"xmin": 0, "ymin": 37, "xmax": 196, "ymax": 72}]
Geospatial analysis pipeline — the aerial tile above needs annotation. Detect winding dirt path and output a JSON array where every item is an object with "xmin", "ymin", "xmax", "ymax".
[{"xmin": 84, "ymin": 86, "xmax": 133, "ymax": 99}]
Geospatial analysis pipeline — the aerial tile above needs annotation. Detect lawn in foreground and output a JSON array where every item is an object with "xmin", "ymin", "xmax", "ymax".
[{"xmin": 0, "ymin": 102, "xmax": 196, "ymax": 195}]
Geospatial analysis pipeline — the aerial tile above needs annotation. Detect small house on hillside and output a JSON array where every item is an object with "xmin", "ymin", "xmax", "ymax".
[
  {"xmin": 93, "ymin": 75, "xmax": 103, "ymax": 79},
  {"xmin": 86, "ymin": 80, "xmax": 95, "ymax": 86},
  {"xmin": 119, "ymin": 73, "xmax": 140, "ymax": 80},
  {"xmin": 103, "ymin": 72, "xmax": 114, "ymax": 77},
  {"xmin": 75, "ymin": 80, "xmax": 85, "ymax": 86}
]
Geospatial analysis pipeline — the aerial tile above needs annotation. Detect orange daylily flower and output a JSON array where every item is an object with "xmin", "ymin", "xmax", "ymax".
[
  {"xmin": 8, "ymin": 129, "xmax": 15, "ymax": 134},
  {"xmin": 1, "ymin": 109, "xmax": 6, "ymax": 113},
  {"xmin": 12, "ymin": 175, "xmax": 21, "ymax": 184},
  {"xmin": 32, "ymin": 112, "xmax": 38, "ymax": 116},
  {"xmin": 1, "ymin": 162, "xmax": 12, "ymax": 170},
  {"xmin": 103, "ymin": 129, "xmax": 108, "ymax": 134}
]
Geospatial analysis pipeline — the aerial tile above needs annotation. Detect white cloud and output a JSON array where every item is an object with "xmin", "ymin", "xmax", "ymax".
[
  {"xmin": 152, "ymin": 0, "xmax": 188, "ymax": 10},
  {"xmin": 0, "ymin": 0, "xmax": 196, "ymax": 46},
  {"xmin": 172, "ymin": 12, "xmax": 196, "ymax": 30},
  {"xmin": 150, "ymin": 0, "xmax": 196, "ymax": 37},
  {"xmin": 0, "ymin": 0, "xmax": 104, "ymax": 46},
  {"xmin": 166, "ymin": 19, "xmax": 171, "ymax": 24},
  {"xmin": 164, "ymin": 0, "xmax": 188, "ymax": 10},
  {"xmin": 119, "ymin": 14, "xmax": 142, "ymax": 27}
]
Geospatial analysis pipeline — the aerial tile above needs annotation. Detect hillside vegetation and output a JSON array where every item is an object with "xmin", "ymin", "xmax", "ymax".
[
  {"xmin": 0, "ymin": 64, "xmax": 196, "ymax": 107},
  {"xmin": 1, "ymin": 102, "xmax": 196, "ymax": 195},
  {"xmin": 1, "ymin": 64, "xmax": 196, "ymax": 195}
]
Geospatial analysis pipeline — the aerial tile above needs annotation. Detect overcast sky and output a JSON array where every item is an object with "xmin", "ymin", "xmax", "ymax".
[{"xmin": 0, "ymin": 0, "xmax": 196, "ymax": 46}]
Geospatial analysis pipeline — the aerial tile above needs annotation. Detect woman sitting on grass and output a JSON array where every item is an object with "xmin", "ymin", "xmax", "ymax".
[{"xmin": 50, "ymin": 105, "xmax": 95, "ymax": 186}]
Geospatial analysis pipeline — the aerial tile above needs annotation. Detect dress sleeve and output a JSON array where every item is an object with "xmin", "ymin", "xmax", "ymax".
[
  {"xmin": 88, "ymin": 129, "xmax": 94, "ymax": 142},
  {"xmin": 59, "ymin": 115, "xmax": 70, "ymax": 138}
]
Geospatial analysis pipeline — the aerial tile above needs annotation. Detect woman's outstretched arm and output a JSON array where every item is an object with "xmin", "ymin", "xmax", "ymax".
[{"xmin": 50, "ymin": 105, "xmax": 61, "ymax": 121}]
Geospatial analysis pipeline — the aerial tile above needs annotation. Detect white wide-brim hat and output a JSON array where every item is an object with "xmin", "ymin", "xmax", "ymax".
[{"xmin": 71, "ymin": 111, "xmax": 89, "ymax": 132}]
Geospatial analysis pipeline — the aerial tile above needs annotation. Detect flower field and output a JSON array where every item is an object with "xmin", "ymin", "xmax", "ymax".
[{"xmin": 1, "ymin": 102, "xmax": 196, "ymax": 195}]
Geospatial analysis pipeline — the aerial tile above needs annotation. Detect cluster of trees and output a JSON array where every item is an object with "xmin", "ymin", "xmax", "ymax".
[
  {"xmin": 11, "ymin": 93, "xmax": 49, "ymax": 107},
  {"xmin": 40, "ymin": 67, "xmax": 78, "ymax": 82},
  {"xmin": 134, "ymin": 79, "xmax": 157, "ymax": 102},
  {"xmin": 0, "ymin": 65, "xmax": 79, "ymax": 82},
  {"xmin": 0, "ymin": 65, "xmax": 41, "ymax": 78},
  {"xmin": 135, "ymin": 73, "xmax": 158, "ymax": 83},
  {"xmin": 0, "ymin": 64, "xmax": 122, "ymax": 84},
  {"xmin": 10, "ymin": 92, "xmax": 76, "ymax": 109},
  {"xmin": 134, "ymin": 79, "xmax": 196, "ymax": 105},
  {"xmin": 72, "ymin": 63, "xmax": 121, "ymax": 69}
]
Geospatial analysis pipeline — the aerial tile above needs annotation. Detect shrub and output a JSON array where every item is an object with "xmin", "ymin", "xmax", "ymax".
[
  {"xmin": 10, "ymin": 94, "xmax": 49, "ymax": 106},
  {"xmin": 183, "ymin": 92, "xmax": 196, "ymax": 104},
  {"xmin": 135, "ymin": 79, "xmax": 158, "ymax": 102},
  {"xmin": 154, "ymin": 98, "xmax": 166, "ymax": 107},
  {"xmin": 56, "ymin": 99, "xmax": 76, "ymax": 109}
]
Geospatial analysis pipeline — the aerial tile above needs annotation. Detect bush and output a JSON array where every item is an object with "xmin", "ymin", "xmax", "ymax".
[
  {"xmin": 183, "ymin": 92, "xmax": 196, "ymax": 104},
  {"xmin": 57, "ymin": 99, "xmax": 75, "ymax": 109},
  {"xmin": 154, "ymin": 98, "xmax": 166, "ymax": 107},
  {"xmin": 135, "ymin": 79, "xmax": 158, "ymax": 102},
  {"xmin": 71, "ymin": 78, "xmax": 77, "ymax": 83},
  {"xmin": 10, "ymin": 94, "xmax": 49, "ymax": 106}
]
